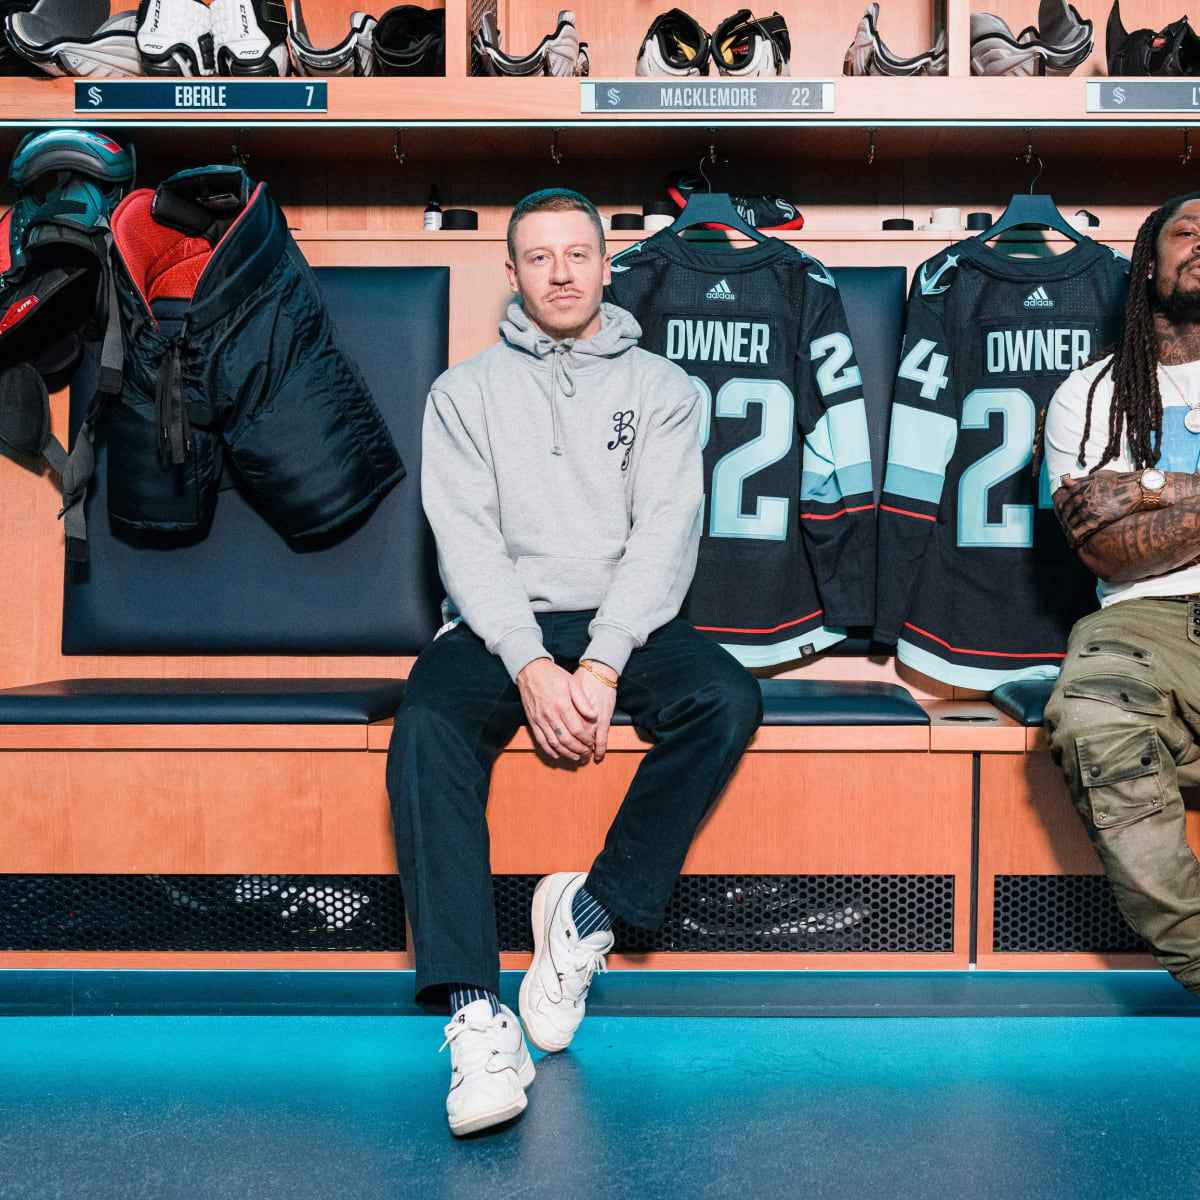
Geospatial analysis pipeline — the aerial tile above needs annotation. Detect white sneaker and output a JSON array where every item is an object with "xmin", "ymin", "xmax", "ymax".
[
  {"xmin": 440, "ymin": 999, "xmax": 535, "ymax": 1137},
  {"xmin": 518, "ymin": 872, "xmax": 613, "ymax": 1053}
]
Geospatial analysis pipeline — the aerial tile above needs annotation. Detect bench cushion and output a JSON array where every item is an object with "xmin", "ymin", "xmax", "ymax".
[
  {"xmin": 63, "ymin": 265, "xmax": 906, "ymax": 663},
  {"xmin": 825, "ymin": 266, "xmax": 906, "ymax": 656},
  {"xmin": 737, "ymin": 678, "xmax": 928, "ymax": 725},
  {"xmin": 832, "ymin": 267, "xmax": 906, "ymax": 506},
  {"xmin": 63, "ymin": 267, "xmax": 449, "ymax": 656},
  {"xmin": 0, "ymin": 678, "xmax": 408, "ymax": 724},
  {"xmin": 0, "ymin": 677, "xmax": 927, "ymax": 726},
  {"xmin": 990, "ymin": 678, "xmax": 1056, "ymax": 726}
]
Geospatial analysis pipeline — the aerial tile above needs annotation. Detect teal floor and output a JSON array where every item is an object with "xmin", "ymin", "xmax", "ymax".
[{"xmin": 0, "ymin": 1009, "xmax": 1197, "ymax": 1199}]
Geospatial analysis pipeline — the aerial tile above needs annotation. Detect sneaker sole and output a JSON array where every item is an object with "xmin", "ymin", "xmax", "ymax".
[
  {"xmin": 519, "ymin": 871, "xmax": 584, "ymax": 1054},
  {"xmin": 448, "ymin": 1086, "xmax": 528, "ymax": 1137},
  {"xmin": 517, "ymin": 1052, "xmax": 536, "ymax": 1089}
]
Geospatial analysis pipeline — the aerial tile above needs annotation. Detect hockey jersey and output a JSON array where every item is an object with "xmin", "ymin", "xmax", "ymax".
[
  {"xmin": 607, "ymin": 230, "xmax": 875, "ymax": 666},
  {"xmin": 874, "ymin": 235, "xmax": 1129, "ymax": 688}
]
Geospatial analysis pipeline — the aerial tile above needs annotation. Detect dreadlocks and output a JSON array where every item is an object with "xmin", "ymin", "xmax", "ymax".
[{"xmin": 1078, "ymin": 190, "xmax": 1200, "ymax": 472}]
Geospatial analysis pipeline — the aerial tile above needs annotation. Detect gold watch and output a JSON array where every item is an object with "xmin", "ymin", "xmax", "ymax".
[{"xmin": 1138, "ymin": 468, "xmax": 1168, "ymax": 509}]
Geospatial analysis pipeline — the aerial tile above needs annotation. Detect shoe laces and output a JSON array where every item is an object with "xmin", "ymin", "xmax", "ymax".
[
  {"xmin": 438, "ymin": 1011, "xmax": 506, "ymax": 1054},
  {"xmin": 559, "ymin": 935, "xmax": 610, "ymax": 1003}
]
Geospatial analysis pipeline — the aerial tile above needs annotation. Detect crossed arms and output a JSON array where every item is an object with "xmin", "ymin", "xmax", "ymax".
[{"xmin": 1054, "ymin": 470, "xmax": 1200, "ymax": 582}]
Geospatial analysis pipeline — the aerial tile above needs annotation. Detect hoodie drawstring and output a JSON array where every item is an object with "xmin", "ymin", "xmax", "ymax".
[{"xmin": 548, "ymin": 341, "xmax": 577, "ymax": 456}]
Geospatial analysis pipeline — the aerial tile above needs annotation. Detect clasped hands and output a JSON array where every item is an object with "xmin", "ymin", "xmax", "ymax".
[{"xmin": 516, "ymin": 657, "xmax": 619, "ymax": 764}]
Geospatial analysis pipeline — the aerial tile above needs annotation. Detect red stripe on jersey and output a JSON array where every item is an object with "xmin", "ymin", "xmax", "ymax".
[
  {"xmin": 801, "ymin": 503, "xmax": 874, "ymax": 521},
  {"xmin": 881, "ymin": 504, "xmax": 936, "ymax": 522},
  {"xmin": 697, "ymin": 608, "xmax": 823, "ymax": 636},
  {"xmin": 904, "ymin": 623, "xmax": 1066, "ymax": 659}
]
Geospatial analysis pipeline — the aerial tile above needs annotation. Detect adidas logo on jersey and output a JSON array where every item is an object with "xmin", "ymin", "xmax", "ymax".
[
  {"xmin": 1023, "ymin": 287, "xmax": 1054, "ymax": 309},
  {"xmin": 706, "ymin": 278, "xmax": 736, "ymax": 301}
]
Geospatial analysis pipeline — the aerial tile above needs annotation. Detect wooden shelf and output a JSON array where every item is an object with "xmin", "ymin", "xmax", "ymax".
[{"xmin": 3, "ymin": 76, "xmax": 1199, "ymax": 129}]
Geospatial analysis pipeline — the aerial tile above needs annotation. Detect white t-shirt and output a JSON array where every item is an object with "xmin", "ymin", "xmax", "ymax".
[{"xmin": 1044, "ymin": 355, "xmax": 1200, "ymax": 606}]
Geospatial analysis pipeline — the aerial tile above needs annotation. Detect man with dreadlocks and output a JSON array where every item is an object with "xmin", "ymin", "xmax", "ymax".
[{"xmin": 1043, "ymin": 191, "xmax": 1200, "ymax": 995}]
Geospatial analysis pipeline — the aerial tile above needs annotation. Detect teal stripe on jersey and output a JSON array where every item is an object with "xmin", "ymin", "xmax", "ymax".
[
  {"xmin": 801, "ymin": 416, "xmax": 839, "ymax": 502},
  {"xmin": 827, "ymin": 398, "xmax": 873, "ymax": 476},
  {"xmin": 802, "ymin": 400, "xmax": 872, "ymax": 502},
  {"xmin": 896, "ymin": 637, "xmax": 1061, "ymax": 690},
  {"xmin": 882, "ymin": 462, "xmax": 945, "ymax": 504},
  {"xmin": 722, "ymin": 624, "xmax": 847, "ymax": 667},
  {"xmin": 886, "ymin": 404, "xmax": 958, "ymax": 480},
  {"xmin": 801, "ymin": 465, "xmax": 842, "ymax": 504},
  {"xmin": 835, "ymin": 461, "xmax": 874, "ymax": 500}
]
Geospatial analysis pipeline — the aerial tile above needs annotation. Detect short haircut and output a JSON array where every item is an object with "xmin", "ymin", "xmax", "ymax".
[{"xmin": 506, "ymin": 188, "xmax": 605, "ymax": 261}]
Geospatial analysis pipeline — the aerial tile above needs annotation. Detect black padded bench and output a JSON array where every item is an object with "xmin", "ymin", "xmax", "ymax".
[
  {"xmin": 0, "ymin": 264, "xmax": 926, "ymax": 733},
  {"xmin": 0, "ymin": 676, "xmax": 928, "ymax": 726},
  {"xmin": 990, "ymin": 679, "xmax": 1056, "ymax": 727}
]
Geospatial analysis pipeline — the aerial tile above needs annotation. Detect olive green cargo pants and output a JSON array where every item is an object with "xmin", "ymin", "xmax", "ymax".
[{"xmin": 1045, "ymin": 595, "xmax": 1200, "ymax": 993}]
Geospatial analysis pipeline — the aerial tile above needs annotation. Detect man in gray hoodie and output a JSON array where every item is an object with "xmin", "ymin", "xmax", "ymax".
[{"xmin": 387, "ymin": 188, "xmax": 763, "ymax": 1137}]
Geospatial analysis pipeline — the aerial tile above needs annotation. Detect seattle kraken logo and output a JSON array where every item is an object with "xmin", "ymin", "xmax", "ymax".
[
  {"xmin": 919, "ymin": 254, "xmax": 959, "ymax": 296},
  {"xmin": 608, "ymin": 409, "xmax": 636, "ymax": 470}
]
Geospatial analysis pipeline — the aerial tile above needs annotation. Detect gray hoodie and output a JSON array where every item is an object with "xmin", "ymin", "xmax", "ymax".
[{"xmin": 421, "ymin": 299, "xmax": 703, "ymax": 680}]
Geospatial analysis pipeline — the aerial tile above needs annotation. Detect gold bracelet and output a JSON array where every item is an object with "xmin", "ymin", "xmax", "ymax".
[{"xmin": 580, "ymin": 660, "xmax": 618, "ymax": 689}]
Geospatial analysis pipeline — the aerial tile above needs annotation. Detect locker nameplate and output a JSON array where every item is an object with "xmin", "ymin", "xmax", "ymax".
[
  {"xmin": 581, "ymin": 80, "xmax": 833, "ymax": 114},
  {"xmin": 75, "ymin": 81, "xmax": 328, "ymax": 113},
  {"xmin": 1087, "ymin": 80, "xmax": 1200, "ymax": 112}
]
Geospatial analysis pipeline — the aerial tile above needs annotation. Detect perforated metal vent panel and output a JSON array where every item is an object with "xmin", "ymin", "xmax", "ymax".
[
  {"xmin": 496, "ymin": 874, "xmax": 954, "ymax": 953},
  {"xmin": 992, "ymin": 874, "xmax": 1147, "ymax": 953},
  {"xmin": 0, "ymin": 875, "xmax": 405, "ymax": 952},
  {"xmin": 0, "ymin": 873, "xmax": 955, "ymax": 953}
]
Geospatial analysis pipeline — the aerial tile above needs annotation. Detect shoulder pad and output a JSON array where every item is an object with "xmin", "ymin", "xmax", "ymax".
[{"xmin": 9, "ymin": 129, "xmax": 135, "ymax": 192}]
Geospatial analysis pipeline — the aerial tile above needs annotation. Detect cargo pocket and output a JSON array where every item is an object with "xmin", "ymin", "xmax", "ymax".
[
  {"xmin": 1062, "ymin": 673, "xmax": 1169, "ymax": 717},
  {"xmin": 1076, "ymin": 726, "xmax": 1165, "ymax": 830},
  {"xmin": 1076, "ymin": 638, "xmax": 1154, "ymax": 669}
]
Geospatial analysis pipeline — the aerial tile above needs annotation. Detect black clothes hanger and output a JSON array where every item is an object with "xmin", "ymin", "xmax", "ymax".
[
  {"xmin": 977, "ymin": 145, "xmax": 1083, "ymax": 243},
  {"xmin": 668, "ymin": 147, "xmax": 766, "ymax": 242}
]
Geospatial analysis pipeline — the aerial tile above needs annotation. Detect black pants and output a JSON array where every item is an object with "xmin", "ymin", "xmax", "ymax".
[{"xmin": 386, "ymin": 612, "xmax": 763, "ymax": 1001}]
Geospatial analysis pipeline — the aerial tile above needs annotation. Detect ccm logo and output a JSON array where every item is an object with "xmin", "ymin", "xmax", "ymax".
[{"xmin": 0, "ymin": 296, "xmax": 36, "ymax": 332}]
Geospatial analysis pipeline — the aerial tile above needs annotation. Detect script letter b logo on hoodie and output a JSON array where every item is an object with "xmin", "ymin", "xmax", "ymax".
[{"xmin": 608, "ymin": 409, "xmax": 636, "ymax": 470}]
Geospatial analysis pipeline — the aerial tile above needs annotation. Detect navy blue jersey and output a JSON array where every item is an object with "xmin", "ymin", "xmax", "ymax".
[
  {"xmin": 874, "ymin": 235, "xmax": 1129, "ymax": 688},
  {"xmin": 607, "ymin": 230, "xmax": 874, "ymax": 666}
]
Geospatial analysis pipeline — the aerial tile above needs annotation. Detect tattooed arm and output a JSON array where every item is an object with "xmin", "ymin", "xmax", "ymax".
[
  {"xmin": 1054, "ymin": 470, "xmax": 1145, "ymax": 548},
  {"xmin": 1054, "ymin": 472, "xmax": 1200, "ymax": 582}
]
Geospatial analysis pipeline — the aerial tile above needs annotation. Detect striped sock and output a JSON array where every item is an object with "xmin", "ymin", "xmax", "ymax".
[
  {"xmin": 449, "ymin": 986, "xmax": 500, "ymax": 1017},
  {"xmin": 571, "ymin": 884, "xmax": 614, "ymax": 940}
]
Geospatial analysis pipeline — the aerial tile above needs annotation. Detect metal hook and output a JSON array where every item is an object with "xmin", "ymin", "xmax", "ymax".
[
  {"xmin": 698, "ymin": 143, "xmax": 724, "ymax": 192},
  {"xmin": 550, "ymin": 130, "xmax": 563, "ymax": 165},
  {"xmin": 393, "ymin": 130, "xmax": 406, "ymax": 166},
  {"xmin": 1182, "ymin": 128, "xmax": 1193, "ymax": 167},
  {"xmin": 1016, "ymin": 130, "xmax": 1043, "ymax": 193},
  {"xmin": 866, "ymin": 128, "xmax": 876, "ymax": 166},
  {"xmin": 231, "ymin": 131, "xmax": 248, "ymax": 169}
]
